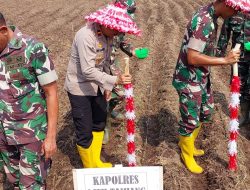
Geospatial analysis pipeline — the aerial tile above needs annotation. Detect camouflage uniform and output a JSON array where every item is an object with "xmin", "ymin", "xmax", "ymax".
[
  {"xmin": 0, "ymin": 26, "xmax": 57, "ymax": 189},
  {"xmin": 172, "ymin": 4, "xmax": 216, "ymax": 136},
  {"xmin": 108, "ymin": 0, "xmax": 136, "ymax": 120},
  {"xmin": 103, "ymin": 0, "xmax": 137, "ymax": 144},
  {"xmin": 115, "ymin": 0, "xmax": 136, "ymax": 19},
  {"xmin": 109, "ymin": 34, "xmax": 134, "ymax": 115},
  {"xmin": 103, "ymin": 33, "xmax": 135, "ymax": 143},
  {"xmin": 217, "ymin": 12, "xmax": 250, "ymax": 101}
]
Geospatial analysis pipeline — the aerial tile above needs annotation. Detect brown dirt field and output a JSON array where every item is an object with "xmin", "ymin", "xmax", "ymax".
[{"xmin": 1, "ymin": 0, "xmax": 250, "ymax": 189}]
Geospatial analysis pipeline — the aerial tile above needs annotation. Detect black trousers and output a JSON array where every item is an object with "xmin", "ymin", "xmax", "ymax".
[{"xmin": 67, "ymin": 90, "xmax": 107, "ymax": 148}]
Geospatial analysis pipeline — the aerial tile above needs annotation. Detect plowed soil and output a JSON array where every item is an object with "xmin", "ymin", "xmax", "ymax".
[{"xmin": 1, "ymin": 0, "xmax": 250, "ymax": 190}]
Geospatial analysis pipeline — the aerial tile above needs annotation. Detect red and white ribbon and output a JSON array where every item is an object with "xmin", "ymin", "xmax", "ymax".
[
  {"xmin": 228, "ymin": 76, "xmax": 240, "ymax": 171},
  {"xmin": 228, "ymin": 43, "xmax": 241, "ymax": 171},
  {"xmin": 124, "ymin": 83, "xmax": 136, "ymax": 166}
]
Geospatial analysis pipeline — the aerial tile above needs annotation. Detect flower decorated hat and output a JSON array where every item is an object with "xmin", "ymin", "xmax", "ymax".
[
  {"xmin": 85, "ymin": 2, "xmax": 141, "ymax": 36},
  {"xmin": 225, "ymin": 0, "xmax": 250, "ymax": 12}
]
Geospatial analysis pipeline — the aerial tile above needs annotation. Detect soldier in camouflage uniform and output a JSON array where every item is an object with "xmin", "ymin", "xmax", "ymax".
[
  {"xmin": 0, "ymin": 13, "xmax": 58, "ymax": 189},
  {"xmin": 217, "ymin": 12, "xmax": 250, "ymax": 125},
  {"xmin": 103, "ymin": 0, "xmax": 138, "ymax": 144},
  {"xmin": 109, "ymin": 0, "xmax": 137, "ymax": 119},
  {"xmin": 172, "ymin": 0, "xmax": 241, "ymax": 174}
]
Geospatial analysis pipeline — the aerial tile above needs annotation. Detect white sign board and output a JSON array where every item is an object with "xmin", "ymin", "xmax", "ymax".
[{"xmin": 72, "ymin": 166, "xmax": 163, "ymax": 190}]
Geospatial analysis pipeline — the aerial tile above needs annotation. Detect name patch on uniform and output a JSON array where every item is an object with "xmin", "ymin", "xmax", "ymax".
[{"xmin": 5, "ymin": 55, "xmax": 25, "ymax": 71}]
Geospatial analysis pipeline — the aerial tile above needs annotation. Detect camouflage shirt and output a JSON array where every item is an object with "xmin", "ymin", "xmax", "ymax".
[
  {"xmin": 111, "ymin": 0, "xmax": 136, "ymax": 61},
  {"xmin": 115, "ymin": 0, "xmax": 136, "ymax": 17},
  {"xmin": 111, "ymin": 34, "xmax": 133, "ymax": 64},
  {"xmin": 173, "ymin": 3, "xmax": 218, "ymax": 90},
  {"xmin": 217, "ymin": 12, "xmax": 250, "ymax": 61},
  {"xmin": 0, "ymin": 26, "xmax": 58, "ymax": 145}
]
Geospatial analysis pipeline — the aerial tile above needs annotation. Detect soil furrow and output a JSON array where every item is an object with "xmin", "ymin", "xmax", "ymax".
[{"xmin": 0, "ymin": 0, "xmax": 250, "ymax": 190}]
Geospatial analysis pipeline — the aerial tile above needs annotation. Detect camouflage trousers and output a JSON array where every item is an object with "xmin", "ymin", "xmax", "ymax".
[
  {"xmin": 176, "ymin": 80, "xmax": 214, "ymax": 136},
  {"xmin": 109, "ymin": 62, "xmax": 125, "ymax": 119},
  {"xmin": 109, "ymin": 85, "xmax": 125, "ymax": 119},
  {"xmin": 0, "ymin": 132, "xmax": 50, "ymax": 190}
]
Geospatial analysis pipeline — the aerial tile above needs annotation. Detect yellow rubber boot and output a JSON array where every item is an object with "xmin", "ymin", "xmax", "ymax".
[
  {"xmin": 178, "ymin": 126, "xmax": 204, "ymax": 156},
  {"xmin": 179, "ymin": 135, "xmax": 203, "ymax": 174},
  {"xmin": 77, "ymin": 145, "xmax": 94, "ymax": 168},
  {"xmin": 192, "ymin": 125, "xmax": 205, "ymax": 156},
  {"xmin": 92, "ymin": 131, "xmax": 112, "ymax": 168}
]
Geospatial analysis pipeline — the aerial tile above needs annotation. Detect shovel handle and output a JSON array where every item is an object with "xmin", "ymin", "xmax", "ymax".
[
  {"xmin": 232, "ymin": 44, "xmax": 241, "ymax": 77},
  {"xmin": 124, "ymin": 57, "xmax": 130, "ymax": 75}
]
